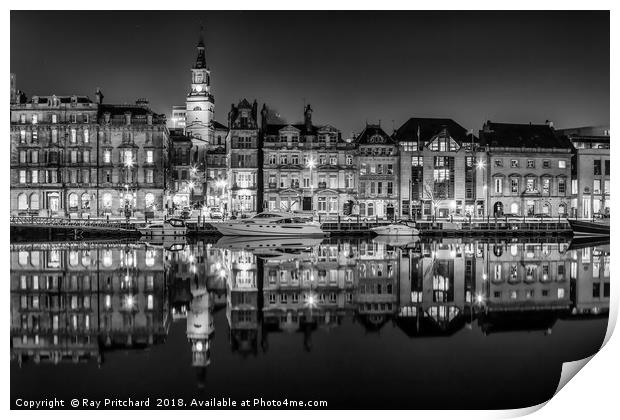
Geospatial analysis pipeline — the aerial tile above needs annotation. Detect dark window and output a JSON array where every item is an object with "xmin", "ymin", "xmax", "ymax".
[
  {"xmin": 594, "ymin": 160, "xmax": 602, "ymax": 175},
  {"xmin": 605, "ymin": 160, "xmax": 610, "ymax": 175}
]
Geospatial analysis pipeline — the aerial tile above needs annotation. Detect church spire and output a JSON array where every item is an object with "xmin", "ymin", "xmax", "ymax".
[{"xmin": 194, "ymin": 25, "xmax": 206, "ymax": 69}]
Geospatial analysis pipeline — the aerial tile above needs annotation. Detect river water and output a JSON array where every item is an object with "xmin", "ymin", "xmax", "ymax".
[{"xmin": 10, "ymin": 236, "xmax": 609, "ymax": 409}]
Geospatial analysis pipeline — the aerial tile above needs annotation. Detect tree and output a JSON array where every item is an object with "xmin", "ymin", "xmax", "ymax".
[{"xmin": 423, "ymin": 179, "xmax": 447, "ymax": 219}]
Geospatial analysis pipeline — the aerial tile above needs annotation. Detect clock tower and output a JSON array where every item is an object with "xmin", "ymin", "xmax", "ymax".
[{"xmin": 185, "ymin": 30, "xmax": 215, "ymax": 140}]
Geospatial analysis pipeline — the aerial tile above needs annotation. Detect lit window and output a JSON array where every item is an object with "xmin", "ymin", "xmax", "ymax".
[
  {"xmin": 558, "ymin": 160, "xmax": 566, "ymax": 169},
  {"xmin": 31, "ymin": 114, "xmax": 38, "ymax": 124},
  {"xmin": 103, "ymin": 150, "xmax": 111, "ymax": 163},
  {"xmin": 146, "ymin": 150, "xmax": 153, "ymax": 163}
]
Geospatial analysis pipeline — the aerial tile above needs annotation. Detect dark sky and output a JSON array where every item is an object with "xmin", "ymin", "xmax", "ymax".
[{"xmin": 11, "ymin": 10, "xmax": 609, "ymax": 135}]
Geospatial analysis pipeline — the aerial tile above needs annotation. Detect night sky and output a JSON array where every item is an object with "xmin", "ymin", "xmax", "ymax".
[{"xmin": 11, "ymin": 10, "xmax": 609, "ymax": 135}]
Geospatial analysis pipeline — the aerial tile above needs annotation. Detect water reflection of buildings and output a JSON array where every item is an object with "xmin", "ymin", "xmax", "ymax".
[
  {"xmin": 11, "ymin": 238, "xmax": 609, "ymax": 370},
  {"xmin": 10, "ymin": 243, "xmax": 169, "ymax": 366}
]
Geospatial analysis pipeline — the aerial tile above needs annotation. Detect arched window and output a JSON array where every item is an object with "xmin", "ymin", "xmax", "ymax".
[
  {"xmin": 103, "ymin": 193, "xmax": 113, "ymax": 208},
  {"xmin": 68, "ymin": 193, "xmax": 78, "ymax": 209},
  {"xmin": 30, "ymin": 193, "xmax": 39, "ymax": 210},
  {"xmin": 145, "ymin": 192, "xmax": 155, "ymax": 208},
  {"xmin": 510, "ymin": 202, "xmax": 519, "ymax": 215},
  {"xmin": 542, "ymin": 202, "xmax": 551, "ymax": 215},
  {"xmin": 193, "ymin": 106, "xmax": 202, "ymax": 111},
  {"xmin": 17, "ymin": 193, "xmax": 28, "ymax": 210},
  {"xmin": 493, "ymin": 201, "xmax": 504, "ymax": 217},
  {"xmin": 81, "ymin": 193, "xmax": 90, "ymax": 209},
  {"xmin": 359, "ymin": 202, "xmax": 366, "ymax": 217}
]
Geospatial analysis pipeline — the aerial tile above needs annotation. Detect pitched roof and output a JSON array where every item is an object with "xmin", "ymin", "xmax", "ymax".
[
  {"xmin": 211, "ymin": 120, "xmax": 228, "ymax": 130},
  {"xmin": 355, "ymin": 124, "xmax": 396, "ymax": 145},
  {"xmin": 395, "ymin": 117, "xmax": 475, "ymax": 144},
  {"xmin": 263, "ymin": 123, "xmax": 317, "ymax": 136},
  {"xmin": 98, "ymin": 104, "xmax": 166, "ymax": 124},
  {"xmin": 480, "ymin": 122, "xmax": 572, "ymax": 149}
]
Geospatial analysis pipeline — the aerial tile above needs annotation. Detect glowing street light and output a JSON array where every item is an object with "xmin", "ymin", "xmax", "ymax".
[
  {"xmin": 188, "ymin": 181, "xmax": 195, "ymax": 190},
  {"xmin": 476, "ymin": 159, "xmax": 485, "ymax": 170},
  {"xmin": 306, "ymin": 157, "xmax": 316, "ymax": 170}
]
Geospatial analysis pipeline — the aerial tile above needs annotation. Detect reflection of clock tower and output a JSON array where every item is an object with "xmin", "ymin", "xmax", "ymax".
[{"xmin": 185, "ymin": 32, "xmax": 214, "ymax": 140}]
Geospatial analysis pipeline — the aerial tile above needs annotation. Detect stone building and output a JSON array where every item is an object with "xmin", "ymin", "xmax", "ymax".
[
  {"xmin": 97, "ymin": 101, "xmax": 168, "ymax": 219},
  {"xmin": 479, "ymin": 121, "xmax": 573, "ymax": 218},
  {"xmin": 556, "ymin": 126, "xmax": 610, "ymax": 218},
  {"xmin": 11, "ymin": 94, "xmax": 100, "ymax": 217},
  {"xmin": 262, "ymin": 104, "xmax": 356, "ymax": 216},
  {"xmin": 178, "ymin": 32, "xmax": 229, "ymax": 210},
  {"xmin": 354, "ymin": 124, "xmax": 399, "ymax": 219},
  {"xmin": 10, "ymin": 90, "xmax": 169, "ymax": 219},
  {"xmin": 395, "ymin": 118, "xmax": 486, "ymax": 219},
  {"xmin": 227, "ymin": 99, "xmax": 261, "ymax": 214}
]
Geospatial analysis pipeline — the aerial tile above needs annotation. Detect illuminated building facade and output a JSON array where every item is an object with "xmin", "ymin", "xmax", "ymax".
[
  {"xmin": 557, "ymin": 126, "xmax": 610, "ymax": 218},
  {"xmin": 261, "ymin": 105, "xmax": 356, "ymax": 215},
  {"xmin": 10, "ymin": 95, "xmax": 100, "ymax": 218},
  {"xmin": 355, "ymin": 124, "xmax": 400, "ymax": 219},
  {"xmin": 395, "ymin": 118, "xmax": 487, "ymax": 219},
  {"xmin": 227, "ymin": 99, "xmax": 261, "ymax": 214},
  {"xmin": 480, "ymin": 121, "xmax": 573, "ymax": 218}
]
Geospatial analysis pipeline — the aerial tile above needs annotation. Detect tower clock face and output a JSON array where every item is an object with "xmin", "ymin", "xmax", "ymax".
[{"xmin": 195, "ymin": 85, "xmax": 203, "ymax": 92}]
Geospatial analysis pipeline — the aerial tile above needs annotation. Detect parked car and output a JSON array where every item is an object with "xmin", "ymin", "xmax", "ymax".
[{"xmin": 209, "ymin": 207, "xmax": 223, "ymax": 219}]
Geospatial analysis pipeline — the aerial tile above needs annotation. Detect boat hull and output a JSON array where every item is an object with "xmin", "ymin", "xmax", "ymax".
[
  {"xmin": 214, "ymin": 222, "xmax": 327, "ymax": 237},
  {"xmin": 568, "ymin": 219, "xmax": 610, "ymax": 237},
  {"xmin": 371, "ymin": 225, "xmax": 420, "ymax": 236}
]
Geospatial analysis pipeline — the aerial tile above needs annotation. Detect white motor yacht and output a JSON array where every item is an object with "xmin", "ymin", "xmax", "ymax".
[
  {"xmin": 214, "ymin": 212, "xmax": 327, "ymax": 237},
  {"xmin": 370, "ymin": 220, "xmax": 420, "ymax": 236},
  {"xmin": 139, "ymin": 218, "xmax": 187, "ymax": 237}
]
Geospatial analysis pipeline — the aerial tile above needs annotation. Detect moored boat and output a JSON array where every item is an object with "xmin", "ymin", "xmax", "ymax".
[
  {"xmin": 567, "ymin": 219, "xmax": 610, "ymax": 237},
  {"xmin": 138, "ymin": 218, "xmax": 187, "ymax": 237},
  {"xmin": 213, "ymin": 212, "xmax": 327, "ymax": 237},
  {"xmin": 370, "ymin": 220, "xmax": 420, "ymax": 236}
]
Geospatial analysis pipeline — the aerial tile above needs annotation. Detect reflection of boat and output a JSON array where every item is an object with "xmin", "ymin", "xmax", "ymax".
[
  {"xmin": 372, "ymin": 235, "xmax": 420, "ymax": 248},
  {"xmin": 215, "ymin": 236, "xmax": 322, "ymax": 258},
  {"xmin": 213, "ymin": 212, "xmax": 326, "ymax": 236},
  {"xmin": 139, "ymin": 218, "xmax": 187, "ymax": 237},
  {"xmin": 139, "ymin": 237, "xmax": 187, "ymax": 252},
  {"xmin": 568, "ymin": 219, "xmax": 610, "ymax": 237},
  {"xmin": 568, "ymin": 236, "xmax": 610, "ymax": 251},
  {"xmin": 371, "ymin": 220, "xmax": 420, "ymax": 236}
]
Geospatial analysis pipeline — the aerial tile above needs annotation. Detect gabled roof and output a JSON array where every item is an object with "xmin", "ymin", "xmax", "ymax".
[
  {"xmin": 355, "ymin": 124, "xmax": 396, "ymax": 145},
  {"xmin": 480, "ymin": 122, "xmax": 572, "ymax": 149},
  {"xmin": 395, "ymin": 117, "xmax": 475, "ymax": 144}
]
